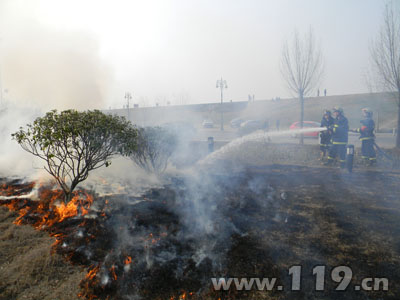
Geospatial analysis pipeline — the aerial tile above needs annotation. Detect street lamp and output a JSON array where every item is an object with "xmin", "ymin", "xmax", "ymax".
[
  {"xmin": 124, "ymin": 92, "xmax": 132, "ymax": 121},
  {"xmin": 216, "ymin": 77, "xmax": 227, "ymax": 131}
]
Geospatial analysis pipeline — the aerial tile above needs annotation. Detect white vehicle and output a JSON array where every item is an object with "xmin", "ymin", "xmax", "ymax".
[{"xmin": 202, "ymin": 119, "xmax": 214, "ymax": 128}]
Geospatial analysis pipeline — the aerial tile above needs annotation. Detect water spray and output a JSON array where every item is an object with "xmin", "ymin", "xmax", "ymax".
[{"xmin": 199, "ymin": 127, "xmax": 328, "ymax": 165}]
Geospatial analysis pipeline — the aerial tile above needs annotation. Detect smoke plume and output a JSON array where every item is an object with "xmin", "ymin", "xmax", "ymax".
[
  {"xmin": 0, "ymin": 2, "xmax": 113, "ymax": 177},
  {"xmin": 0, "ymin": 3, "xmax": 112, "ymax": 110}
]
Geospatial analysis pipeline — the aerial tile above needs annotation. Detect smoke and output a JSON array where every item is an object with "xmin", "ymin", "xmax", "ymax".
[
  {"xmin": 0, "ymin": 102, "xmax": 43, "ymax": 177},
  {"xmin": 0, "ymin": 5, "xmax": 308, "ymax": 296},
  {"xmin": 0, "ymin": 0, "xmax": 112, "ymax": 111},
  {"xmin": 0, "ymin": 2, "xmax": 113, "ymax": 178},
  {"xmin": 86, "ymin": 157, "xmax": 164, "ymax": 197}
]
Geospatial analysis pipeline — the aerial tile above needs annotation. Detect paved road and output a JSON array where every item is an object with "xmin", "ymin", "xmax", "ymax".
[{"xmin": 194, "ymin": 127, "xmax": 396, "ymax": 148}]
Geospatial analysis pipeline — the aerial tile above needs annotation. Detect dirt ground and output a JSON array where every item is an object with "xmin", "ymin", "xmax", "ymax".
[
  {"xmin": 0, "ymin": 208, "xmax": 85, "ymax": 300},
  {"xmin": 1, "ymin": 163, "xmax": 400, "ymax": 300}
]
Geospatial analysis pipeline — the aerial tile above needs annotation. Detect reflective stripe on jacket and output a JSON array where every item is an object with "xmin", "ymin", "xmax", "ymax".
[
  {"xmin": 357, "ymin": 118, "xmax": 375, "ymax": 140},
  {"xmin": 331, "ymin": 115, "xmax": 349, "ymax": 144}
]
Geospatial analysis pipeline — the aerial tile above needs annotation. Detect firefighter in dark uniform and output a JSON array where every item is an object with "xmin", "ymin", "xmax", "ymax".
[
  {"xmin": 355, "ymin": 107, "xmax": 376, "ymax": 165},
  {"xmin": 325, "ymin": 107, "xmax": 349, "ymax": 168},
  {"xmin": 320, "ymin": 110, "xmax": 334, "ymax": 160}
]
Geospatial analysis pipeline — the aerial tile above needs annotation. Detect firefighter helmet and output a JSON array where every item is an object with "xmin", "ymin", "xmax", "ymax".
[
  {"xmin": 332, "ymin": 107, "xmax": 344, "ymax": 114},
  {"xmin": 323, "ymin": 110, "xmax": 331, "ymax": 116},
  {"xmin": 362, "ymin": 107, "xmax": 373, "ymax": 116}
]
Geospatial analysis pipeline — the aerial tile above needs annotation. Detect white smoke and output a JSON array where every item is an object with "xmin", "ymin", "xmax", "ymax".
[
  {"xmin": 0, "ymin": 1, "xmax": 113, "ymax": 178},
  {"xmin": 0, "ymin": 102, "xmax": 42, "ymax": 177},
  {"xmin": 0, "ymin": 22, "xmax": 112, "ymax": 111}
]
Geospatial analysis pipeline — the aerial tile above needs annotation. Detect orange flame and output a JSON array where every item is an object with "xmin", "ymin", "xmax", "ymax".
[
  {"xmin": 110, "ymin": 265, "xmax": 117, "ymax": 281},
  {"xmin": 0, "ymin": 182, "xmax": 95, "ymax": 246},
  {"xmin": 0, "ymin": 182, "xmax": 102, "ymax": 300},
  {"xmin": 176, "ymin": 291, "xmax": 193, "ymax": 300},
  {"xmin": 124, "ymin": 256, "xmax": 132, "ymax": 265},
  {"xmin": 56, "ymin": 200, "xmax": 78, "ymax": 222},
  {"xmin": 86, "ymin": 265, "xmax": 100, "ymax": 281}
]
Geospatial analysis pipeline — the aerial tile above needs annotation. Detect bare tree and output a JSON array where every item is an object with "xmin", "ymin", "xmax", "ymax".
[
  {"xmin": 280, "ymin": 29, "xmax": 324, "ymax": 144},
  {"xmin": 130, "ymin": 126, "xmax": 177, "ymax": 174},
  {"xmin": 369, "ymin": 2, "xmax": 400, "ymax": 148}
]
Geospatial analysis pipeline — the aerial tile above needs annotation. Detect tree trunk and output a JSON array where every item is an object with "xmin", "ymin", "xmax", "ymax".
[
  {"xmin": 397, "ymin": 92, "xmax": 400, "ymax": 148},
  {"xmin": 58, "ymin": 183, "xmax": 70, "ymax": 204},
  {"xmin": 64, "ymin": 191, "xmax": 72, "ymax": 203},
  {"xmin": 299, "ymin": 92, "xmax": 304, "ymax": 145},
  {"xmin": 220, "ymin": 88, "xmax": 224, "ymax": 131}
]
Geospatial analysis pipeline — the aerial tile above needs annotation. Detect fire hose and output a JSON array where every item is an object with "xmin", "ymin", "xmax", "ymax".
[
  {"xmin": 347, "ymin": 129, "xmax": 394, "ymax": 161},
  {"xmin": 320, "ymin": 127, "xmax": 354, "ymax": 172},
  {"xmin": 373, "ymin": 142, "xmax": 394, "ymax": 161},
  {"xmin": 321, "ymin": 128, "xmax": 395, "ymax": 171}
]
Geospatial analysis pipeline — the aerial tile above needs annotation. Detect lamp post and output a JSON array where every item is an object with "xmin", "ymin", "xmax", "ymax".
[
  {"xmin": 216, "ymin": 77, "xmax": 227, "ymax": 131},
  {"xmin": 124, "ymin": 92, "xmax": 132, "ymax": 121}
]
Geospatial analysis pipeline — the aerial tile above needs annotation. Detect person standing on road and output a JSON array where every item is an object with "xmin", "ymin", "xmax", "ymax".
[
  {"xmin": 325, "ymin": 107, "xmax": 349, "ymax": 168},
  {"xmin": 320, "ymin": 110, "xmax": 334, "ymax": 160},
  {"xmin": 354, "ymin": 107, "xmax": 376, "ymax": 165}
]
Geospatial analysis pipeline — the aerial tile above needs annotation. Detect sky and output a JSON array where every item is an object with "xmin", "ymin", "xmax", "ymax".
[{"xmin": 0, "ymin": 0, "xmax": 386, "ymax": 109}]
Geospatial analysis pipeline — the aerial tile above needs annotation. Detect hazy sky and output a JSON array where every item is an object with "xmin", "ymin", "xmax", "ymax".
[{"xmin": 0, "ymin": 0, "xmax": 386, "ymax": 109}]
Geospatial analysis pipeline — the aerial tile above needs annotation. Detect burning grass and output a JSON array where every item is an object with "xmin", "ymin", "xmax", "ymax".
[{"xmin": 1, "ymin": 165, "xmax": 400, "ymax": 300}]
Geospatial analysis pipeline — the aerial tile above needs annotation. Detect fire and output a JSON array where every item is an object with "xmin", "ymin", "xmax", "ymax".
[
  {"xmin": 0, "ymin": 180, "xmax": 95, "ymax": 249},
  {"xmin": 55, "ymin": 192, "xmax": 94, "ymax": 222},
  {"xmin": 79, "ymin": 265, "xmax": 101, "ymax": 300},
  {"xmin": 0, "ymin": 179, "xmax": 200, "ymax": 299},
  {"xmin": 124, "ymin": 256, "xmax": 132, "ymax": 265},
  {"xmin": 3, "ymin": 185, "xmax": 95, "ymax": 229},
  {"xmin": 169, "ymin": 291, "xmax": 193, "ymax": 300},
  {"xmin": 0, "ymin": 181, "xmax": 35, "ymax": 197},
  {"xmin": 56, "ymin": 200, "xmax": 79, "ymax": 222},
  {"xmin": 86, "ymin": 265, "xmax": 100, "ymax": 281},
  {"xmin": 145, "ymin": 232, "xmax": 165, "ymax": 245},
  {"xmin": 110, "ymin": 265, "xmax": 117, "ymax": 281}
]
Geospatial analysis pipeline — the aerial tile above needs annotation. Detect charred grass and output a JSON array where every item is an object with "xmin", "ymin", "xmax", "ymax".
[{"xmin": 1, "ymin": 164, "xmax": 400, "ymax": 300}]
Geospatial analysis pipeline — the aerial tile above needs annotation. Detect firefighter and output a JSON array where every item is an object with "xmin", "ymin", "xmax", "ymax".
[
  {"xmin": 354, "ymin": 107, "xmax": 376, "ymax": 165},
  {"xmin": 325, "ymin": 107, "xmax": 349, "ymax": 168},
  {"xmin": 320, "ymin": 110, "xmax": 334, "ymax": 160}
]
